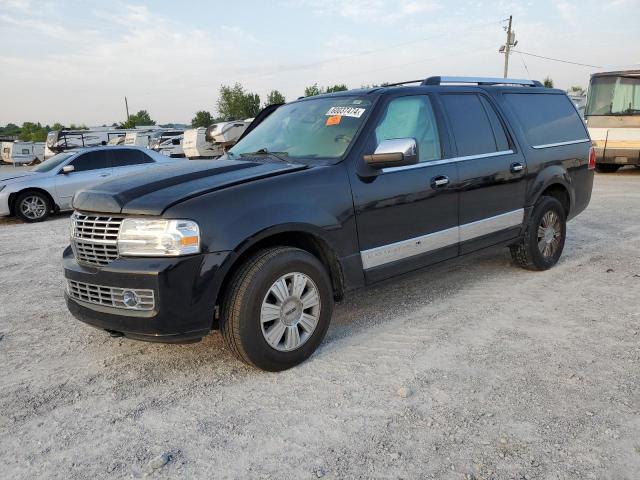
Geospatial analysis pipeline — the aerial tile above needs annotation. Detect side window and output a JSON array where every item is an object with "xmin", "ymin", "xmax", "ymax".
[
  {"xmin": 69, "ymin": 151, "xmax": 110, "ymax": 172},
  {"xmin": 480, "ymin": 97, "xmax": 510, "ymax": 151},
  {"xmin": 504, "ymin": 93, "xmax": 588, "ymax": 147},
  {"xmin": 374, "ymin": 95, "xmax": 442, "ymax": 162},
  {"xmin": 111, "ymin": 149, "xmax": 153, "ymax": 168},
  {"xmin": 440, "ymin": 94, "xmax": 499, "ymax": 157}
]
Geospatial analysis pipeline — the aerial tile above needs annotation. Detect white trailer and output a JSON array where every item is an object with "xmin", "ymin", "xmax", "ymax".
[
  {"xmin": 45, "ymin": 127, "xmax": 136, "ymax": 159},
  {"xmin": 183, "ymin": 120, "xmax": 252, "ymax": 160},
  {"xmin": 148, "ymin": 130, "xmax": 185, "ymax": 158},
  {"xmin": 123, "ymin": 127, "xmax": 163, "ymax": 147},
  {"xmin": 1, "ymin": 141, "xmax": 45, "ymax": 164}
]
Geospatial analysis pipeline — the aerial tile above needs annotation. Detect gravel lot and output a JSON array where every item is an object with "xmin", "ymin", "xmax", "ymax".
[{"xmin": 1, "ymin": 168, "xmax": 639, "ymax": 479}]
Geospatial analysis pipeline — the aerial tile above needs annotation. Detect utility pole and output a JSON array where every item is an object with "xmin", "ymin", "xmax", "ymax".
[
  {"xmin": 124, "ymin": 96, "xmax": 130, "ymax": 121},
  {"xmin": 500, "ymin": 15, "xmax": 517, "ymax": 78}
]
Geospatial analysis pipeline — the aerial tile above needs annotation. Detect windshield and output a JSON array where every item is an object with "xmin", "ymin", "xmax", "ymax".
[
  {"xmin": 228, "ymin": 95, "xmax": 373, "ymax": 160},
  {"xmin": 586, "ymin": 75, "xmax": 640, "ymax": 116},
  {"xmin": 30, "ymin": 152, "xmax": 74, "ymax": 172}
]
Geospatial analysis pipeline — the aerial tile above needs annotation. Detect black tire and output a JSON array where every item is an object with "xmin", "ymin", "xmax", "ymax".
[
  {"xmin": 595, "ymin": 163, "xmax": 621, "ymax": 173},
  {"xmin": 510, "ymin": 196, "xmax": 566, "ymax": 271},
  {"xmin": 14, "ymin": 190, "xmax": 51, "ymax": 222},
  {"xmin": 220, "ymin": 247, "xmax": 334, "ymax": 371}
]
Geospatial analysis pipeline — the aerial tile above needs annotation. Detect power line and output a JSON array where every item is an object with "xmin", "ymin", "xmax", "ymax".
[
  {"xmin": 518, "ymin": 51, "xmax": 531, "ymax": 78},
  {"xmin": 511, "ymin": 50, "xmax": 602, "ymax": 69}
]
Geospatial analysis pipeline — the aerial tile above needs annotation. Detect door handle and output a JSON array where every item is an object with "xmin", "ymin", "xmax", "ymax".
[
  {"xmin": 99, "ymin": 174, "xmax": 110, "ymax": 177},
  {"xmin": 510, "ymin": 162, "xmax": 524, "ymax": 173},
  {"xmin": 431, "ymin": 175, "xmax": 449, "ymax": 188}
]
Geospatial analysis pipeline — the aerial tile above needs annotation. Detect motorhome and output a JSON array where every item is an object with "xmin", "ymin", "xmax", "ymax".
[
  {"xmin": 1, "ymin": 141, "xmax": 45, "ymax": 164},
  {"xmin": 123, "ymin": 127, "xmax": 163, "ymax": 147},
  {"xmin": 45, "ymin": 128, "xmax": 131, "ymax": 159},
  {"xmin": 148, "ymin": 130, "xmax": 185, "ymax": 158},
  {"xmin": 585, "ymin": 70, "xmax": 640, "ymax": 172},
  {"xmin": 183, "ymin": 120, "xmax": 252, "ymax": 159}
]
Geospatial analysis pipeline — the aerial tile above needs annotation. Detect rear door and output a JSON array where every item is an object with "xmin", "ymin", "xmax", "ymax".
[
  {"xmin": 54, "ymin": 150, "xmax": 112, "ymax": 209},
  {"xmin": 439, "ymin": 92, "xmax": 527, "ymax": 254},
  {"xmin": 109, "ymin": 148, "xmax": 155, "ymax": 177},
  {"xmin": 350, "ymin": 94, "xmax": 460, "ymax": 283}
]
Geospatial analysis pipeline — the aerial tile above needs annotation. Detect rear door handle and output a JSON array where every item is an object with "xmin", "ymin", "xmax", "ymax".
[
  {"xmin": 431, "ymin": 175, "xmax": 449, "ymax": 188},
  {"xmin": 510, "ymin": 162, "xmax": 524, "ymax": 173}
]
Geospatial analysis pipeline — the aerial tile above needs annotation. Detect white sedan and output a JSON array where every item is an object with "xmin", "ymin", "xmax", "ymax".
[{"xmin": 0, "ymin": 146, "xmax": 181, "ymax": 222}]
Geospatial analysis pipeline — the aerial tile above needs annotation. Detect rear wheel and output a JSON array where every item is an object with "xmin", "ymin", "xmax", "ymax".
[
  {"xmin": 14, "ymin": 191, "xmax": 51, "ymax": 222},
  {"xmin": 510, "ymin": 196, "xmax": 566, "ymax": 271},
  {"xmin": 220, "ymin": 247, "xmax": 334, "ymax": 371},
  {"xmin": 595, "ymin": 163, "xmax": 621, "ymax": 173}
]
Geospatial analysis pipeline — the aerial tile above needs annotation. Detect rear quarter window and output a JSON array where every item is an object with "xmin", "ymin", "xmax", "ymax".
[{"xmin": 504, "ymin": 93, "xmax": 588, "ymax": 147}]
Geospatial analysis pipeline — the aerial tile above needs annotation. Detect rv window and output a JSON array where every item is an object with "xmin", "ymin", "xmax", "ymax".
[
  {"xmin": 111, "ymin": 149, "xmax": 153, "ymax": 167},
  {"xmin": 171, "ymin": 138, "xmax": 180, "ymax": 145},
  {"xmin": 22, "ymin": 149, "xmax": 30, "ymax": 154}
]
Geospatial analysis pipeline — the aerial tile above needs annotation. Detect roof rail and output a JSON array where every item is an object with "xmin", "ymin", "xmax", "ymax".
[
  {"xmin": 381, "ymin": 79, "xmax": 424, "ymax": 87},
  {"xmin": 422, "ymin": 76, "xmax": 542, "ymax": 87}
]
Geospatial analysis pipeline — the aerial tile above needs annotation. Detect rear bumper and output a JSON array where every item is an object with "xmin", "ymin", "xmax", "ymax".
[
  {"xmin": 63, "ymin": 246, "xmax": 232, "ymax": 342},
  {"xmin": 594, "ymin": 146, "xmax": 640, "ymax": 165}
]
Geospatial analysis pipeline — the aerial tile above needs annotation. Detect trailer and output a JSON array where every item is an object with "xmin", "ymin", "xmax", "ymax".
[
  {"xmin": 45, "ymin": 127, "xmax": 134, "ymax": 159},
  {"xmin": 1, "ymin": 141, "xmax": 45, "ymax": 164},
  {"xmin": 183, "ymin": 120, "xmax": 252, "ymax": 160},
  {"xmin": 148, "ymin": 130, "xmax": 185, "ymax": 158}
]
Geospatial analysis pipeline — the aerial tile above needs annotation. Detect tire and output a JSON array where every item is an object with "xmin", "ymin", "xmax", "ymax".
[
  {"xmin": 220, "ymin": 247, "xmax": 334, "ymax": 371},
  {"xmin": 14, "ymin": 190, "xmax": 51, "ymax": 222},
  {"xmin": 595, "ymin": 163, "xmax": 621, "ymax": 173},
  {"xmin": 510, "ymin": 196, "xmax": 566, "ymax": 271}
]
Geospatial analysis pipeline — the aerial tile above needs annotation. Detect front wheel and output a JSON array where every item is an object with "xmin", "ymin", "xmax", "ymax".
[
  {"xmin": 510, "ymin": 196, "xmax": 566, "ymax": 271},
  {"xmin": 15, "ymin": 191, "xmax": 51, "ymax": 222},
  {"xmin": 220, "ymin": 247, "xmax": 334, "ymax": 371}
]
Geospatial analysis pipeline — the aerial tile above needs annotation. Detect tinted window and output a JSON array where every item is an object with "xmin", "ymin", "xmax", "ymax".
[
  {"xmin": 111, "ymin": 149, "xmax": 153, "ymax": 167},
  {"xmin": 480, "ymin": 96, "xmax": 510, "ymax": 151},
  {"xmin": 441, "ymin": 94, "xmax": 498, "ymax": 157},
  {"xmin": 70, "ymin": 151, "xmax": 110, "ymax": 172},
  {"xmin": 374, "ymin": 95, "xmax": 441, "ymax": 162},
  {"xmin": 505, "ymin": 93, "xmax": 588, "ymax": 146}
]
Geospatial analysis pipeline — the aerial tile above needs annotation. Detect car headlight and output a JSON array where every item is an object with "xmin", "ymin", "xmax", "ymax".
[{"xmin": 117, "ymin": 218, "xmax": 200, "ymax": 256}]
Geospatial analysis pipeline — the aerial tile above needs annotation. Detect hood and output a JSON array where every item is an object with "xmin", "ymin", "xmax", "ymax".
[
  {"xmin": 72, "ymin": 159, "xmax": 307, "ymax": 215},
  {"xmin": 0, "ymin": 171, "xmax": 39, "ymax": 183}
]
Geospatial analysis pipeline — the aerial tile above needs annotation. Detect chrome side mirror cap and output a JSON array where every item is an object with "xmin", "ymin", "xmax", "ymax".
[{"xmin": 363, "ymin": 138, "xmax": 419, "ymax": 169}]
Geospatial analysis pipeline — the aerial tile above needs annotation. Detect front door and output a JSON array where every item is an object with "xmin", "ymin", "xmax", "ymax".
[
  {"xmin": 349, "ymin": 94, "xmax": 460, "ymax": 283},
  {"xmin": 55, "ymin": 150, "xmax": 112, "ymax": 209},
  {"xmin": 439, "ymin": 92, "xmax": 528, "ymax": 254}
]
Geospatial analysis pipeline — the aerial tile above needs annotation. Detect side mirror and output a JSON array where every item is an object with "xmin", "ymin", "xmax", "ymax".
[
  {"xmin": 61, "ymin": 165, "xmax": 75, "ymax": 174},
  {"xmin": 363, "ymin": 138, "xmax": 419, "ymax": 169}
]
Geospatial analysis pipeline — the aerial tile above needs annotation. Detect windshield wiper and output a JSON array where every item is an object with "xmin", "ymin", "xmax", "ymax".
[{"xmin": 239, "ymin": 148, "xmax": 289, "ymax": 163}]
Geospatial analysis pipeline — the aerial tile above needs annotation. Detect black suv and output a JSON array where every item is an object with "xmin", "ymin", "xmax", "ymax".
[{"xmin": 64, "ymin": 76, "xmax": 594, "ymax": 371}]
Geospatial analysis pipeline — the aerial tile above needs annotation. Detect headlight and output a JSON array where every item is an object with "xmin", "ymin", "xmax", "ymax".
[{"xmin": 117, "ymin": 218, "xmax": 200, "ymax": 257}]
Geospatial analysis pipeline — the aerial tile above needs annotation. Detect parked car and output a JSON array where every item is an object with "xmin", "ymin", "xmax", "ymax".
[
  {"xmin": 0, "ymin": 146, "xmax": 178, "ymax": 222},
  {"xmin": 63, "ymin": 76, "xmax": 594, "ymax": 371}
]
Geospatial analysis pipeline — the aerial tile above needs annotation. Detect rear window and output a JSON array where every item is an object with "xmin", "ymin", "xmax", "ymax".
[{"xmin": 505, "ymin": 93, "xmax": 588, "ymax": 147}]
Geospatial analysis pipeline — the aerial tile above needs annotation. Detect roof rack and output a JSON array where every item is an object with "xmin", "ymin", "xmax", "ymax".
[{"xmin": 422, "ymin": 76, "xmax": 542, "ymax": 87}]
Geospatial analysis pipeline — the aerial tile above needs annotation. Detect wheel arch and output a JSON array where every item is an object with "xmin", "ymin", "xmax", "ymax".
[
  {"xmin": 9, "ymin": 187, "xmax": 58, "ymax": 215},
  {"xmin": 213, "ymin": 224, "xmax": 345, "ymax": 322},
  {"xmin": 529, "ymin": 166, "xmax": 574, "ymax": 218}
]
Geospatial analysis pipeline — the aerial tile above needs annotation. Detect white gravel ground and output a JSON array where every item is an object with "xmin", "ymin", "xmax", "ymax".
[{"xmin": 0, "ymin": 168, "xmax": 639, "ymax": 479}]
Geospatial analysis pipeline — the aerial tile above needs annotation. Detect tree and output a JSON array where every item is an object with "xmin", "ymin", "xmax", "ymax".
[
  {"xmin": 543, "ymin": 77, "xmax": 554, "ymax": 88},
  {"xmin": 191, "ymin": 110, "xmax": 214, "ymax": 128},
  {"xmin": 18, "ymin": 122, "xmax": 48, "ymax": 142},
  {"xmin": 568, "ymin": 85, "xmax": 585, "ymax": 96},
  {"xmin": 216, "ymin": 83, "xmax": 261, "ymax": 120},
  {"xmin": 325, "ymin": 84, "xmax": 348, "ymax": 93},
  {"xmin": 265, "ymin": 90, "xmax": 286, "ymax": 106},
  {"xmin": 51, "ymin": 122, "xmax": 65, "ymax": 131},
  {"xmin": 304, "ymin": 83, "xmax": 322, "ymax": 97},
  {"xmin": 122, "ymin": 110, "xmax": 156, "ymax": 128}
]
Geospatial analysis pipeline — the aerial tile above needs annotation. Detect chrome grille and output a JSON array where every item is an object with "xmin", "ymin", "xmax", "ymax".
[
  {"xmin": 66, "ymin": 280, "xmax": 155, "ymax": 311},
  {"xmin": 71, "ymin": 212, "xmax": 122, "ymax": 266}
]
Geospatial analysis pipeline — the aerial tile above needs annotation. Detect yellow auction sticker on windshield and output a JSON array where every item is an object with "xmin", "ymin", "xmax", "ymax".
[{"xmin": 326, "ymin": 106, "xmax": 366, "ymax": 118}]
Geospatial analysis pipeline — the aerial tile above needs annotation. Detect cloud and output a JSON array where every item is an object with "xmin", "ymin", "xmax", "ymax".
[{"xmin": 288, "ymin": 0, "xmax": 440, "ymax": 23}]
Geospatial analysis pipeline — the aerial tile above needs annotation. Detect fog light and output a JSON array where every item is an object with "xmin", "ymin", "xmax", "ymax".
[{"xmin": 122, "ymin": 290, "xmax": 140, "ymax": 308}]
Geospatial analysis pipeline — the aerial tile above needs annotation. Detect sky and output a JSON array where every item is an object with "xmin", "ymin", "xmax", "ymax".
[{"xmin": 0, "ymin": 0, "xmax": 639, "ymax": 126}]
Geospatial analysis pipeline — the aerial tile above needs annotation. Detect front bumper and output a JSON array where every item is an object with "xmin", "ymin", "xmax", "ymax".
[{"xmin": 63, "ymin": 246, "xmax": 232, "ymax": 342}]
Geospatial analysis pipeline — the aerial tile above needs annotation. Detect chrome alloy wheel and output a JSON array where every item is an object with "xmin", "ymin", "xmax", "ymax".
[
  {"xmin": 20, "ymin": 195, "xmax": 47, "ymax": 220},
  {"xmin": 260, "ymin": 272, "xmax": 321, "ymax": 352},
  {"xmin": 537, "ymin": 211, "xmax": 562, "ymax": 258}
]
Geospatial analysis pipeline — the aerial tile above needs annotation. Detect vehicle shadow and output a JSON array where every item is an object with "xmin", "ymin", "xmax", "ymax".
[{"xmin": 0, "ymin": 211, "xmax": 72, "ymax": 226}]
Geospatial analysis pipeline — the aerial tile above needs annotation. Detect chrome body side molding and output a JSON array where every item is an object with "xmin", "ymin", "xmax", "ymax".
[
  {"xmin": 381, "ymin": 150, "xmax": 514, "ymax": 174},
  {"xmin": 360, "ymin": 208, "xmax": 524, "ymax": 270},
  {"xmin": 532, "ymin": 139, "xmax": 590, "ymax": 149}
]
